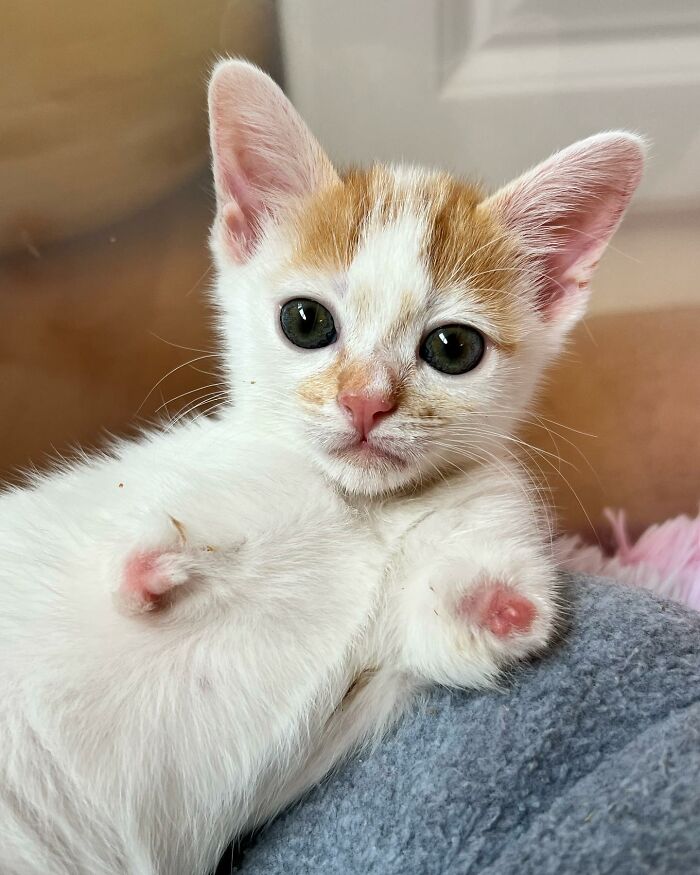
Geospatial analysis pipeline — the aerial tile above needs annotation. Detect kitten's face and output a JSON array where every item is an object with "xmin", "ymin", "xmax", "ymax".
[
  {"xmin": 219, "ymin": 168, "xmax": 545, "ymax": 493},
  {"xmin": 208, "ymin": 62, "xmax": 644, "ymax": 497},
  {"xmin": 218, "ymin": 169, "xmax": 545, "ymax": 495}
]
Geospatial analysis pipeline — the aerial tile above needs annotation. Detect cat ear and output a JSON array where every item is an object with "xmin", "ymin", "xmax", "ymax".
[
  {"xmin": 208, "ymin": 59, "xmax": 338, "ymax": 262},
  {"xmin": 479, "ymin": 132, "xmax": 646, "ymax": 333}
]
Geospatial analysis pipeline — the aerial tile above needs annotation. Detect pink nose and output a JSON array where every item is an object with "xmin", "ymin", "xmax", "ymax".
[{"xmin": 338, "ymin": 392, "xmax": 396, "ymax": 439}]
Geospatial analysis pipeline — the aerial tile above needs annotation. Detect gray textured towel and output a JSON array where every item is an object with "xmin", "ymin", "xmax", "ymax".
[{"xmin": 221, "ymin": 577, "xmax": 700, "ymax": 874}]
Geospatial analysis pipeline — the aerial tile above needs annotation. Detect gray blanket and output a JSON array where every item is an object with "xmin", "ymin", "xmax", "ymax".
[{"xmin": 221, "ymin": 576, "xmax": 700, "ymax": 874}]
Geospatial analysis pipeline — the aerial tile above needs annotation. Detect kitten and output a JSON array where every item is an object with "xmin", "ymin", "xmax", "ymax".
[{"xmin": 0, "ymin": 59, "xmax": 644, "ymax": 875}]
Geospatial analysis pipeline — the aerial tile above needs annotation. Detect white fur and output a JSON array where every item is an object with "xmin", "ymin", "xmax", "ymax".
[{"xmin": 0, "ymin": 60, "xmax": 644, "ymax": 874}]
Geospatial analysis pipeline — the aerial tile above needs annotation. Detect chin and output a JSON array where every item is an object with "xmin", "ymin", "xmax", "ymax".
[{"xmin": 317, "ymin": 442, "xmax": 422, "ymax": 497}]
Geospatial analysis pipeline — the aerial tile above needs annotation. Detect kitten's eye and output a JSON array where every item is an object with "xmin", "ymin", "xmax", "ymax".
[
  {"xmin": 280, "ymin": 299, "xmax": 338, "ymax": 349},
  {"xmin": 420, "ymin": 324, "xmax": 485, "ymax": 375}
]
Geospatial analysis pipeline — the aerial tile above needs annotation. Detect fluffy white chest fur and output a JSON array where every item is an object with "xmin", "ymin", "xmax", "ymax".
[{"xmin": 0, "ymin": 61, "xmax": 644, "ymax": 875}]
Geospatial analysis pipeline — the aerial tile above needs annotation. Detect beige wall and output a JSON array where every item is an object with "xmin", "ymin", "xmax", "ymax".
[{"xmin": 591, "ymin": 210, "xmax": 700, "ymax": 316}]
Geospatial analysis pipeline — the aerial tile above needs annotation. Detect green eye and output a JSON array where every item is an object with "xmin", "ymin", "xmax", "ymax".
[
  {"xmin": 420, "ymin": 324, "xmax": 485, "ymax": 375},
  {"xmin": 280, "ymin": 299, "xmax": 338, "ymax": 350}
]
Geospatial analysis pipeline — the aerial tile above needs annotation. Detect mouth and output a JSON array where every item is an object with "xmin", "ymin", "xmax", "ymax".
[{"xmin": 331, "ymin": 437, "xmax": 408, "ymax": 468}]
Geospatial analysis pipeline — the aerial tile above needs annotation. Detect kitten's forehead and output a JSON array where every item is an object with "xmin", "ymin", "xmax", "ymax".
[
  {"xmin": 289, "ymin": 165, "xmax": 521, "ymax": 347},
  {"xmin": 346, "ymin": 210, "xmax": 430, "ymax": 351}
]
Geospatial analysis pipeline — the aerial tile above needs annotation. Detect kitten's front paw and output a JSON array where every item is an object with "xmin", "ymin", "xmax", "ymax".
[
  {"xmin": 399, "ymin": 559, "xmax": 560, "ymax": 688},
  {"xmin": 119, "ymin": 548, "xmax": 195, "ymax": 613},
  {"xmin": 117, "ymin": 516, "xmax": 203, "ymax": 613},
  {"xmin": 453, "ymin": 566, "xmax": 558, "ymax": 658},
  {"xmin": 456, "ymin": 580, "xmax": 537, "ymax": 639},
  {"xmin": 116, "ymin": 514, "xmax": 245, "ymax": 615}
]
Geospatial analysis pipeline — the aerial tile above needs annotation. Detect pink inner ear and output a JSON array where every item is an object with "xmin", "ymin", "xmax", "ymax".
[
  {"xmin": 483, "ymin": 133, "xmax": 645, "ymax": 324},
  {"xmin": 208, "ymin": 61, "xmax": 338, "ymax": 264},
  {"xmin": 217, "ymin": 168, "xmax": 267, "ymax": 260},
  {"xmin": 210, "ymin": 104, "xmax": 268, "ymax": 260},
  {"xmin": 538, "ymin": 196, "xmax": 625, "ymax": 317},
  {"xmin": 218, "ymin": 156, "xmax": 305, "ymax": 259}
]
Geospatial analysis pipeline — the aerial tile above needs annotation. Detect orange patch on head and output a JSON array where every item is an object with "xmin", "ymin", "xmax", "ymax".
[
  {"xmin": 427, "ymin": 177, "xmax": 522, "ymax": 351},
  {"xmin": 290, "ymin": 165, "xmax": 425, "ymax": 272},
  {"xmin": 291, "ymin": 168, "xmax": 375, "ymax": 272},
  {"xmin": 291, "ymin": 164, "xmax": 523, "ymax": 352}
]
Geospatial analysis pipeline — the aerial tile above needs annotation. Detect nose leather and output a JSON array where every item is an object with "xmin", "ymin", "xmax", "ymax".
[{"xmin": 338, "ymin": 392, "xmax": 396, "ymax": 439}]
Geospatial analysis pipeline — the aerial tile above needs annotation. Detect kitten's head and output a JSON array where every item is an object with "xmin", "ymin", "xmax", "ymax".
[{"xmin": 208, "ymin": 60, "xmax": 645, "ymax": 497}]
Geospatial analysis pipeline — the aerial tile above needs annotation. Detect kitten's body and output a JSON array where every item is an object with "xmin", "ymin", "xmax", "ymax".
[
  {"xmin": 0, "ymin": 61, "xmax": 644, "ymax": 874},
  {"xmin": 0, "ymin": 419, "xmax": 547, "ymax": 875}
]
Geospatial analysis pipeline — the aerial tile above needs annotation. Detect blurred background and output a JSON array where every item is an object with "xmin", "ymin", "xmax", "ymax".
[{"xmin": 1, "ymin": 0, "xmax": 698, "ymax": 537}]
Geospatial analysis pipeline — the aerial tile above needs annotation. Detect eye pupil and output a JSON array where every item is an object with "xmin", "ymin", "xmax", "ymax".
[
  {"xmin": 280, "ymin": 298, "xmax": 337, "ymax": 349},
  {"xmin": 438, "ymin": 330, "xmax": 463, "ymax": 358},
  {"xmin": 298, "ymin": 303, "xmax": 312, "ymax": 324},
  {"xmin": 420, "ymin": 324, "xmax": 485, "ymax": 375}
]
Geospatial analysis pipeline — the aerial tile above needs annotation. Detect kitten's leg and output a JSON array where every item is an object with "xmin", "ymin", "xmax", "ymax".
[
  {"xmin": 118, "ymin": 516, "xmax": 225, "ymax": 612},
  {"xmin": 120, "ymin": 549, "xmax": 192, "ymax": 611},
  {"xmin": 392, "ymin": 474, "xmax": 560, "ymax": 689}
]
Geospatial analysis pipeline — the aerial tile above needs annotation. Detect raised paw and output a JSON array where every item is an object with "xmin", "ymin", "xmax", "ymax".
[
  {"xmin": 397, "ymin": 561, "xmax": 558, "ymax": 689},
  {"xmin": 120, "ymin": 549, "xmax": 193, "ymax": 613}
]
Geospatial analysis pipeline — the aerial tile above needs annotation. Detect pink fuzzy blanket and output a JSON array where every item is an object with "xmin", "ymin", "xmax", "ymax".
[{"xmin": 557, "ymin": 510, "xmax": 700, "ymax": 612}]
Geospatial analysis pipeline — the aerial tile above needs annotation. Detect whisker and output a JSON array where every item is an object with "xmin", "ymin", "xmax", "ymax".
[
  {"xmin": 155, "ymin": 382, "xmax": 226, "ymax": 415},
  {"xmin": 148, "ymin": 331, "xmax": 214, "ymax": 356},
  {"xmin": 136, "ymin": 354, "xmax": 220, "ymax": 415},
  {"xmin": 184, "ymin": 264, "xmax": 214, "ymax": 298}
]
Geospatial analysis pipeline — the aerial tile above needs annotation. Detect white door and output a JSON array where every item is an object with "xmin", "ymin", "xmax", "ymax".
[{"xmin": 280, "ymin": 0, "xmax": 700, "ymax": 212}]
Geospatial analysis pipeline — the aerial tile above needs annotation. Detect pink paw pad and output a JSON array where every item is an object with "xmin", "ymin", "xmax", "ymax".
[
  {"xmin": 457, "ymin": 582, "xmax": 536, "ymax": 638},
  {"xmin": 121, "ymin": 550, "xmax": 185, "ymax": 610}
]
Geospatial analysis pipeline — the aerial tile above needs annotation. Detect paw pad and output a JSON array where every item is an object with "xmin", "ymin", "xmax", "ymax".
[
  {"xmin": 457, "ymin": 582, "xmax": 536, "ymax": 638},
  {"xmin": 121, "ymin": 550, "xmax": 185, "ymax": 611}
]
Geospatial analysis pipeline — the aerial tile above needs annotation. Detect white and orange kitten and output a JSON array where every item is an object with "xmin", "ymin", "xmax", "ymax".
[{"xmin": 0, "ymin": 61, "xmax": 644, "ymax": 875}]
